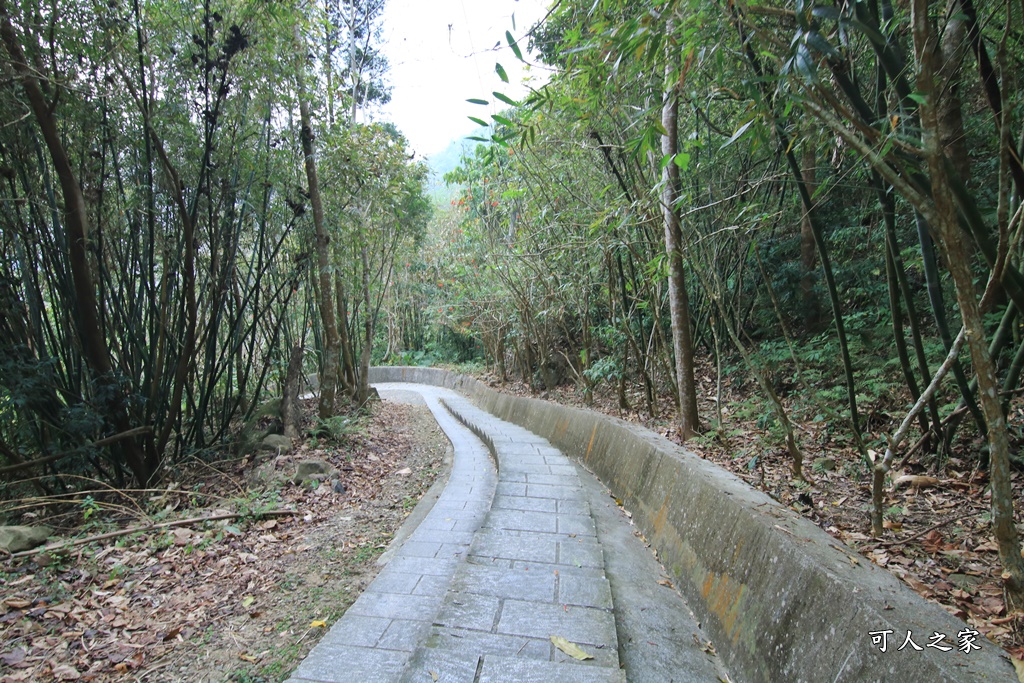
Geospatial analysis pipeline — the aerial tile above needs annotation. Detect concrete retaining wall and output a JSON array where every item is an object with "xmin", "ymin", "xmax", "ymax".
[{"xmin": 370, "ymin": 367, "xmax": 1014, "ymax": 682}]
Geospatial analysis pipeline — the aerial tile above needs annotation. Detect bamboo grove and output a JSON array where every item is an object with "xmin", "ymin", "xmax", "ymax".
[
  {"xmin": 382, "ymin": 0, "xmax": 1024, "ymax": 604},
  {"xmin": 0, "ymin": 1, "xmax": 429, "ymax": 489}
]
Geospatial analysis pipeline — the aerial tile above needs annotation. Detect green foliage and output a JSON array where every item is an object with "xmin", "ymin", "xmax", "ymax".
[
  {"xmin": 584, "ymin": 356, "xmax": 623, "ymax": 384},
  {"xmin": 885, "ymin": 504, "xmax": 906, "ymax": 520},
  {"xmin": 236, "ymin": 490, "xmax": 281, "ymax": 524},
  {"xmin": 311, "ymin": 416, "xmax": 357, "ymax": 442},
  {"xmin": 80, "ymin": 495, "xmax": 100, "ymax": 521}
]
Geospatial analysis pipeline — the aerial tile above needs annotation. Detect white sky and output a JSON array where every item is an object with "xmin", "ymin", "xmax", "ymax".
[{"xmin": 378, "ymin": 0, "xmax": 552, "ymax": 158}]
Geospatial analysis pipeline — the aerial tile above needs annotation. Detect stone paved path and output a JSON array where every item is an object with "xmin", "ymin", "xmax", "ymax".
[{"xmin": 286, "ymin": 383, "xmax": 720, "ymax": 683}]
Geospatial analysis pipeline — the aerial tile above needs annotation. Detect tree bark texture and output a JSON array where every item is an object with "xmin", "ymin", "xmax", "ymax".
[
  {"xmin": 296, "ymin": 67, "xmax": 340, "ymax": 419},
  {"xmin": 661, "ymin": 35, "xmax": 700, "ymax": 439},
  {"xmin": 799, "ymin": 144, "xmax": 820, "ymax": 328},
  {"xmin": 281, "ymin": 344, "xmax": 303, "ymax": 440}
]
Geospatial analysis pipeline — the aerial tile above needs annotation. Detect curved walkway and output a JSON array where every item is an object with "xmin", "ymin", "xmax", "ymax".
[{"xmin": 286, "ymin": 383, "xmax": 723, "ymax": 683}]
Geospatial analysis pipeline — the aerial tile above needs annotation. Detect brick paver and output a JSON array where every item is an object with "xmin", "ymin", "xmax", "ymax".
[
  {"xmin": 287, "ymin": 384, "xmax": 628, "ymax": 682},
  {"xmin": 286, "ymin": 385, "xmax": 496, "ymax": 683}
]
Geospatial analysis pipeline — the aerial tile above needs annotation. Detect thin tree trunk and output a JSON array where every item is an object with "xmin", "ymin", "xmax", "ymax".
[
  {"xmin": 661, "ymin": 31, "xmax": 700, "ymax": 439},
  {"xmin": 295, "ymin": 51, "xmax": 340, "ymax": 419},
  {"xmin": 799, "ymin": 143, "xmax": 820, "ymax": 328},
  {"xmin": 358, "ymin": 243, "xmax": 373, "ymax": 403},
  {"xmin": 938, "ymin": 2, "xmax": 970, "ymax": 183},
  {"xmin": 281, "ymin": 345, "xmax": 303, "ymax": 440},
  {"xmin": 335, "ymin": 275, "xmax": 356, "ymax": 398},
  {"xmin": 878, "ymin": 176, "xmax": 943, "ymax": 445},
  {"xmin": 147, "ymin": 132, "xmax": 197, "ymax": 462},
  {"xmin": 872, "ymin": 329, "xmax": 966, "ymax": 537}
]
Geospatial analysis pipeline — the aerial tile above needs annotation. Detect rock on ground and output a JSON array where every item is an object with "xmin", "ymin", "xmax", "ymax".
[{"xmin": 0, "ymin": 525, "xmax": 52, "ymax": 553}]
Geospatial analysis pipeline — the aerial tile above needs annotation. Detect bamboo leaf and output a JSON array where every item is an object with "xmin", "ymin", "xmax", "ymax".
[
  {"xmin": 495, "ymin": 62, "xmax": 509, "ymax": 83},
  {"xmin": 812, "ymin": 6, "xmax": 840, "ymax": 21},
  {"xmin": 506, "ymin": 30, "xmax": 523, "ymax": 61},
  {"xmin": 466, "ymin": 98, "xmax": 489, "ymax": 105},
  {"xmin": 493, "ymin": 91, "xmax": 520, "ymax": 106},
  {"xmin": 721, "ymin": 119, "xmax": 755, "ymax": 150},
  {"xmin": 550, "ymin": 635, "xmax": 593, "ymax": 660},
  {"xmin": 804, "ymin": 31, "xmax": 839, "ymax": 60}
]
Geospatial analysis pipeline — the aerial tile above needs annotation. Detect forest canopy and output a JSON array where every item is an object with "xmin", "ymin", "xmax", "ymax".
[{"xmin": 0, "ymin": 0, "xmax": 429, "ymax": 487}]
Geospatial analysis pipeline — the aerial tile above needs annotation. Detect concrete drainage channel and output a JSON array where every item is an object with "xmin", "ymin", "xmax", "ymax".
[
  {"xmin": 360, "ymin": 368, "xmax": 1016, "ymax": 683},
  {"xmin": 285, "ymin": 382, "xmax": 726, "ymax": 682}
]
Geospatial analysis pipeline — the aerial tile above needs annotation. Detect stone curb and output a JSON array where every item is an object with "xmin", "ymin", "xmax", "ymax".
[{"xmin": 369, "ymin": 367, "xmax": 1016, "ymax": 683}]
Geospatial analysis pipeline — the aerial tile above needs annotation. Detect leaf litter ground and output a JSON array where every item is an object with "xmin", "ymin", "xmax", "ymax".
[{"xmin": 0, "ymin": 399, "xmax": 447, "ymax": 683}]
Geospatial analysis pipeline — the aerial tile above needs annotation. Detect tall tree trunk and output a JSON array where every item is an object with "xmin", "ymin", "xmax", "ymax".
[
  {"xmin": 661, "ymin": 32, "xmax": 700, "ymax": 439},
  {"xmin": 912, "ymin": 0, "xmax": 1024, "ymax": 607},
  {"xmin": 358, "ymin": 243, "xmax": 373, "ymax": 403},
  {"xmin": 799, "ymin": 143, "xmax": 820, "ymax": 328},
  {"xmin": 148, "ymin": 132, "xmax": 198, "ymax": 463},
  {"xmin": 335, "ymin": 273, "xmax": 357, "ymax": 397},
  {"xmin": 938, "ymin": 1, "xmax": 970, "ymax": 183},
  {"xmin": 1, "ymin": 2, "xmax": 153, "ymax": 484},
  {"xmin": 295, "ymin": 54, "xmax": 340, "ymax": 419}
]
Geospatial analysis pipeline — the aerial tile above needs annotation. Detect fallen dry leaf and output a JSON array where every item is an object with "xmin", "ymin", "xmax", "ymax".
[
  {"xmin": 51, "ymin": 664, "xmax": 81, "ymax": 681},
  {"xmin": 0, "ymin": 647, "xmax": 26, "ymax": 667},
  {"xmin": 550, "ymin": 635, "xmax": 594, "ymax": 661},
  {"xmin": 903, "ymin": 574, "xmax": 934, "ymax": 598},
  {"xmin": 893, "ymin": 475, "xmax": 941, "ymax": 491},
  {"xmin": 922, "ymin": 530, "xmax": 955, "ymax": 554},
  {"xmin": 1012, "ymin": 657, "xmax": 1024, "ymax": 683},
  {"xmin": 170, "ymin": 528, "xmax": 192, "ymax": 546}
]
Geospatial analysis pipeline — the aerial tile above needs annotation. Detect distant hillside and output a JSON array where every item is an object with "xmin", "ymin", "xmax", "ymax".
[{"xmin": 424, "ymin": 129, "xmax": 487, "ymax": 202}]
